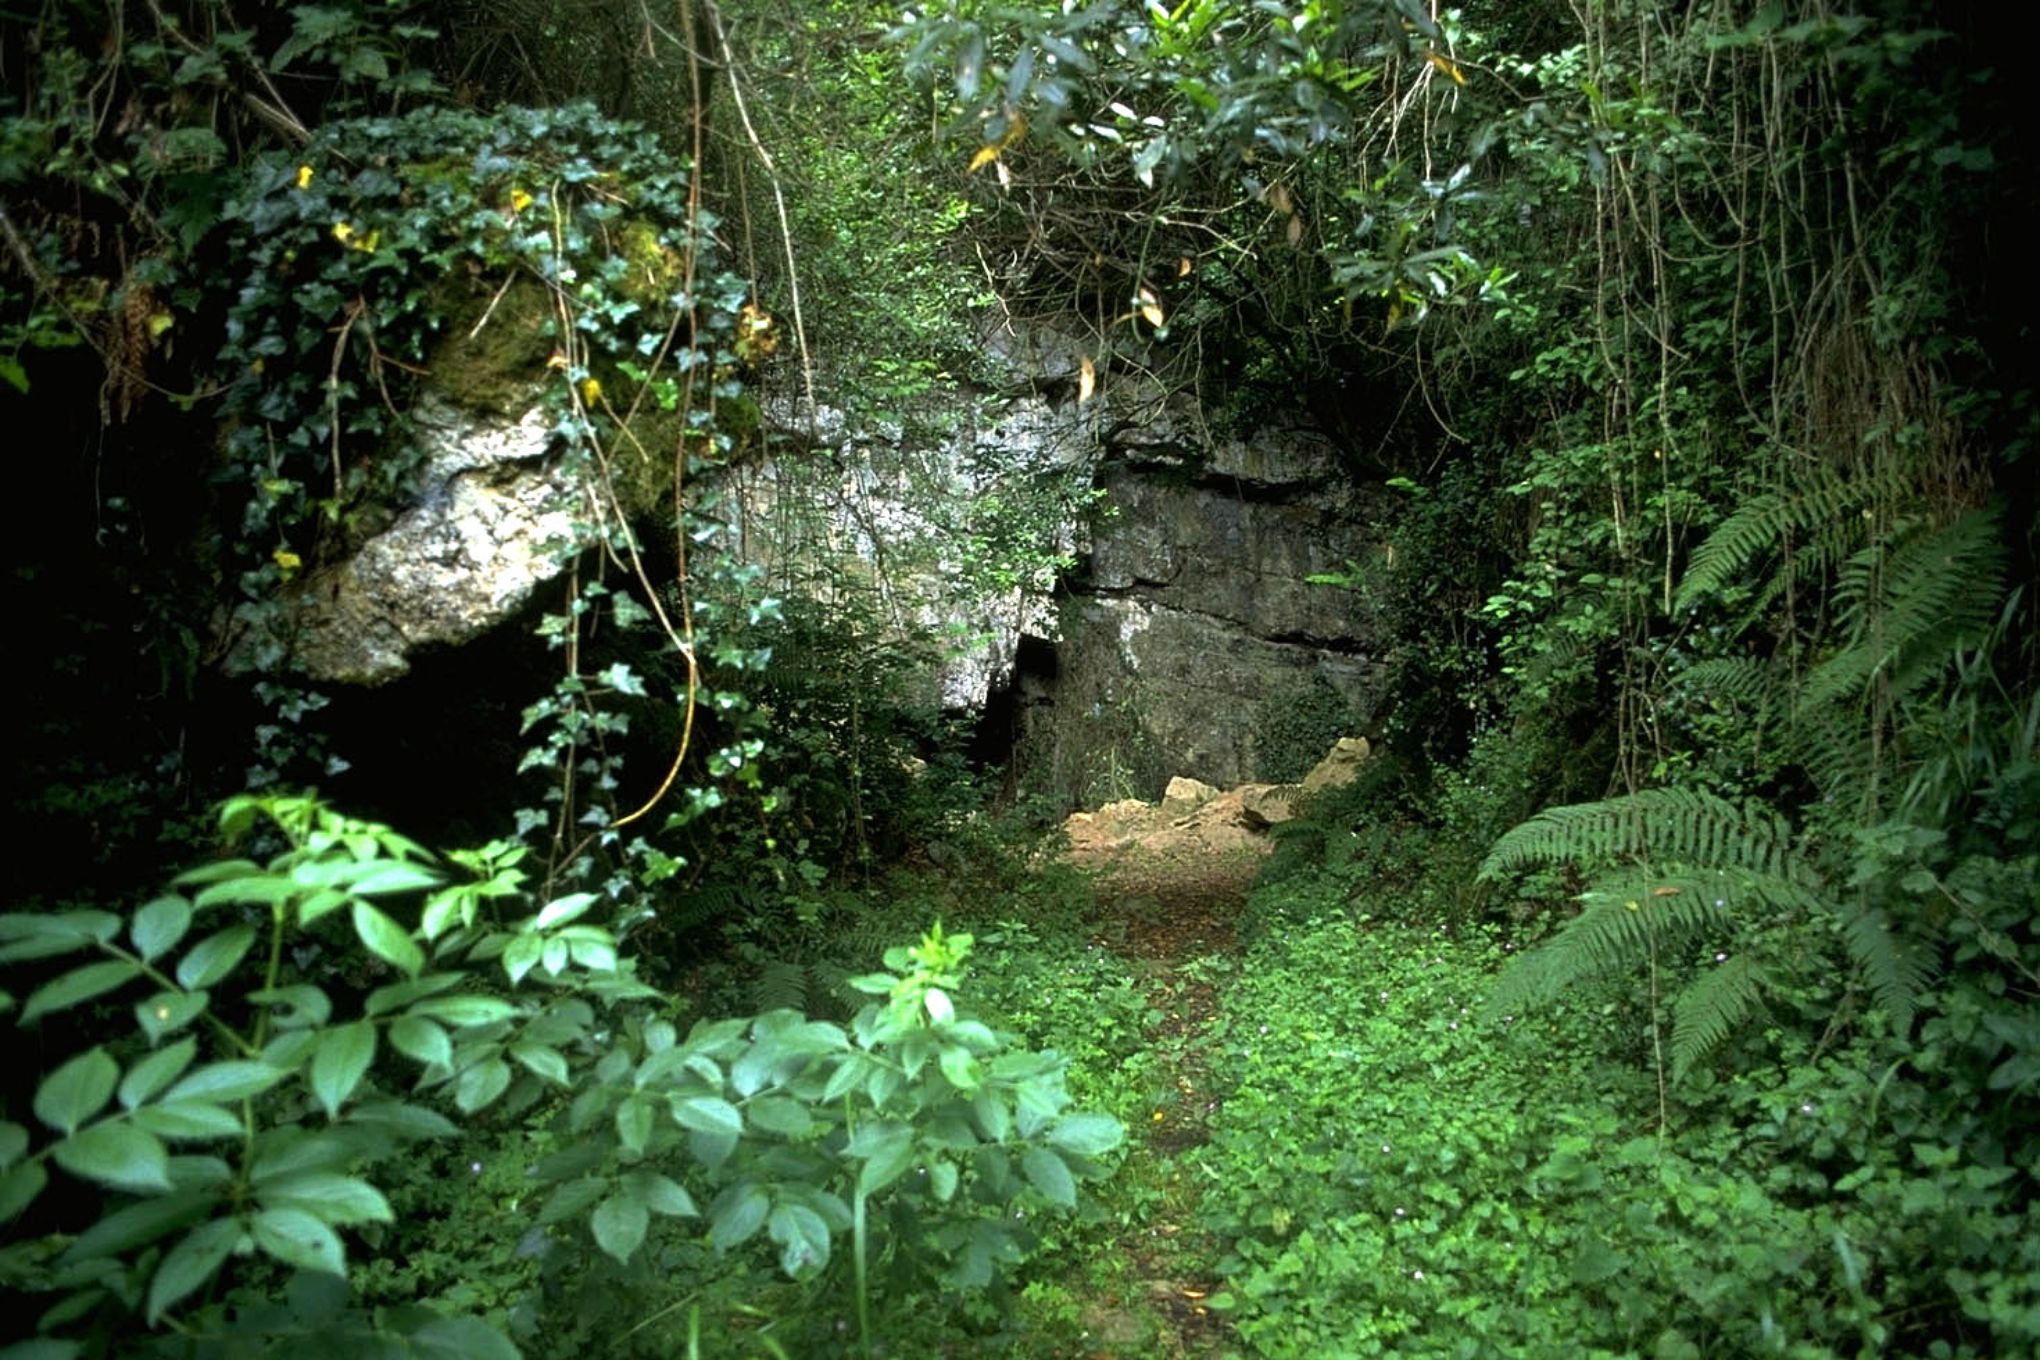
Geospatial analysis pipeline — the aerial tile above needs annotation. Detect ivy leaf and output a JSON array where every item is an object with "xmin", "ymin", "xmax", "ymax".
[
  {"xmin": 53, "ymin": 1123, "xmax": 173, "ymax": 1193},
  {"xmin": 1021, "ymin": 1146, "xmax": 1077, "ymax": 1207},
  {"xmin": 34, "ymin": 1048, "xmax": 119, "ymax": 1135},
  {"xmin": 120, "ymin": 1038, "xmax": 199, "ymax": 1109},
  {"xmin": 250, "ymin": 1206, "xmax": 345, "ymax": 1275},
  {"xmin": 590, "ymin": 1193, "xmax": 648, "ymax": 1263},
  {"xmin": 23, "ymin": 960, "xmax": 142, "ymax": 1023},
  {"xmin": 175, "ymin": 924, "xmax": 258, "ymax": 990},
  {"xmin": 146, "ymin": 1217, "xmax": 240, "ymax": 1323},
  {"xmin": 352, "ymin": 902, "xmax": 424, "ymax": 977},
  {"xmin": 131, "ymin": 896, "xmax": 194, "ymax": 962},
  {"xmin": 309, "ymin": 1021, "xmax": 376, "ymax": 1119}
]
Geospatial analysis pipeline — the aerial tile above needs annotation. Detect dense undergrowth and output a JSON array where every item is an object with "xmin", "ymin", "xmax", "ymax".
[{"xmin": 6, "ymin": 0, "xmax": 2038, "ymax": 1355}]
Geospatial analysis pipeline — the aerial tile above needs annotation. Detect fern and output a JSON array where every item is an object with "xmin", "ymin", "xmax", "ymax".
[
  {"xmin": 1671, "ymin": 954, "xmax": 1768, "ymax": 1080},
  {"xmin": 1840, "ymin": 904, "xmax": 1932, "ymax": 1035},
  {"xmin": 1480, "ymin": 788, "xmax": 1805, "ymax": 884},
  {"xmin": 1675, "ymin": 464, "xmax": 1876, "ymax": 611},
  {"xmin": 750, "ymin": 957, "xmax": 812, "ymax": 1014}
]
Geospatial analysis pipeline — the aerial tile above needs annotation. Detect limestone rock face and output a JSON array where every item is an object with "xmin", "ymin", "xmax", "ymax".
[{"xmin": 242, "ymin": 396, "xmax": 577, "ymax": 685}]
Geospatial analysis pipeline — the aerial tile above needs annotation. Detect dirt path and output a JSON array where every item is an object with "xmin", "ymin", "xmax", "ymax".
[{"xmin": 1071, "ymin": 842, "xmax": 1259, "ymax": 1358}]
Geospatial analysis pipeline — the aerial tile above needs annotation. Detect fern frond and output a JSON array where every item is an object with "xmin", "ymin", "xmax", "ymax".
[
  {"xmin": 1840, "ymin": 904, "xmax": 1933, "ymax": 1036},
  {"xmin": 1802, "ymin": 510, "xmax": 2006, "ymax": 714},
  {"xmin": 750, "ymin": 958, "xmax": 811, "ymax": 1014},
  {"xmin": 1480, "ymin": 788, "xmax": 1803, "ymax": 882},
  {"xmin": 1676, "ymin": 657, "xmax": 1779, "ymax": 712},
  {"xmin": 1671, "ymin": 954, "xmax": 1767, "ymax": 1080},
  {"xmin": 1675, "ymin": 466, "xmax": 1868, "ymax": 610}
]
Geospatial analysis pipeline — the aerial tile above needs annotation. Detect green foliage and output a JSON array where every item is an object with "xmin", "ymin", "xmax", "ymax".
[
  {"xmin": 0, "ymin": 793, "xmax": 637, "ymax": 1354},
  {"xmin": 0, "ymin": 800, "xmax": 1123, "ymax": 1357}
]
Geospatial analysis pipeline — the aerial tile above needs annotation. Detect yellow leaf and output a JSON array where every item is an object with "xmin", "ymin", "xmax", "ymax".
[
  {"xmin": 1137, "ymin": 286, "xmax": 1165, "ymax": 329},
  {"xmin": 969, "ymin": 145, "xmax": 1002, "ymax": 173},
  {"xmin": 331, "ymin": 222, "xmax": 355, "ymax": 243},
  {"xmin": 354, "ymin": 229, "xmax": 380, "ymax": 253},
  {"xmin": 1426, "ymin": 50, "xmax": 1467, "ymax": 85},
  {"xmin": 1078, "ymin": 354, "xmax": 1096, "ymax": 403},
  {"xmin": 146, "ymin": 313, "xmax": 174, "ymax": 339},
  {"xmin": 295, "ymin": 164, "xmax": 314, "ymax": 190},
  {"xmin": 1177, "ymin": 255, "xmax": 1193, "ymax": 278},
  {"xmin": 509, "ymin": 187, "xmax": 534, "ymax": 213},
  {"xmin": 580, "ymin": 377, "xmax": 603, "ymax": 405},
  {"xmin": 273, "ymin": 548, "xmax": 302, "ymax": 574}
]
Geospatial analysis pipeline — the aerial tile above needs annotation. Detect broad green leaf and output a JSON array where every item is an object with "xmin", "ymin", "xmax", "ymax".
[
  {"xmin": 246, "ymin": 984, "xmax": 332, "ymax": 1029},
  {"xmin": 175, "ymin": 924, "xmax": 258, "ymax": 990},
  {"xmin": 407, "ymin": 1316, "xmax": 521, "ymax": 1360},
  {"xmin": 501, "ymin": 934, "xmax": 544, "ymax": 986},
  {"xmin": 35, "ymin": 1048, "xmax": 119, "ymax": 1135},
  {"xmin": 938, "ymin": 1045, "xmax": 981, "ymax": 1091},
  {"xmin": 670, "ymin": 1095, "xmax": 743, "ymax": 1138},
  {"xmin": 136, "ymin": 991, "xmax": 209, "ymax": 1044},
  {"xmin": 164, "ymin": 1060, "xmax": 286, "ymax": 1105},
  {"xmin": 454, "ymin": 1058, "xmax": 511, "ymax": 1113},
  {"xmin": 0, "ymin": 1122, "xmax": 26, "ymax": 1170},
  {"xmin": 341, "ymin": 1100, "xmax": 458, "ymax": 1140},
  {"xmin": 0, "ymin": 1339, "xmax": 79, "ymax": 1360},
  {"xmin": 407, "ymin": 994, "xmax": 517, "ymax": 1026},
  {"xmin": 146, "ymin": 1217, "xmax": 239, "ymax": 1323},
  {"xmin": 133, "ymin": 1102, "xmax": 243, "ymax": 1141},
  {"xmin": 1021, "ymin": 1146, "xmax": 1076, "ymax": 1207},
  {"xmin": 53, "ymin": 1123, "xmax": 172, "ymax": 1193},
  {"xmin": 262, "ymin": 1029, "xmax": 317, "ymax": 1071},
  {"xmin": 0, "ymin": 1161, "xmax": 47, "ymax": 1220},
  {"xmin": 622, "ymin": 1170, "xmax": 696, "ymax": 1218},
  {"xmin": 24, "ymin": 960, "xmax": 141, "ymax": 1023},
  {"xmin": 259, "ymin": 1173, "xmax": 392, "ymax": 1225},
  {"xmin": 615, "ymin": 1096, "xmax": 654, "ymax": 1155},
  {"xmin": 708, "ymin": 1183, "xmax": 769, "ymax": 1248},
  {"xmin": 352, "ymin": 901, "xmax": 424, "ymax": 977},
  {"xmin": 745, "ymin": 1096, "xmax": 816, "ymax": 1138},
  {"xmin": 509, "ymin": 1041, "xmax": 569, "ymax": 1086},
  {"xmin": 767, "ymin": 1201, "xmax": 832, "ymax": 1277},
  {"xmin": 929, "ymin": 1157, "xmax": 960, "ymax": 1202},
  {"xmin": 251, "ymin": 1206, "xmax": 345, "ymax": 1275},
  {"xmin": 61, "ymin": 1188, "xmax": 211, "ymax": 1261},
  {"xmin": 390, "ymin": 1015, "xmax": 453, "ymax": 1069},
  {"xmin": 131, "ymin": 896, "xmax": 194, "ymax": 962},
  {"xmin": 972, "ymin": 1089, "xmax": 1012, "ymax": 1143},
  {"xmin": 1046, "ymin": 1113, "xmax": 1124, "ymax": 1157},
  {"xmin": 535, "ymin": 893, "xmax": 598, "ymax": 930},
  {"xmin": 120, "ymin": 1037, "xmax": 199, "ymax": 1109},
  {"xmin": 542, "ymin": 936, "xmax": 570, "ymax": 977},
  {"xmin": 309, "ymin": 1021, "xmax": 376, "ymax": 1119},
  {"xmin": 590, "ymin": 1193, "xmax": 648, "ymax": 1263},
  {"xmin": 364, "ymin": 972, "xmax": 463, "ymax": 1017},
  {"xmin": 537, "ymin": 1176, "xmax": 606, "ymax": 1225},
  {"xmin": 348, "ymin": 862, "xmax": 442, "ymax": 896},
  {"xmin": 192, "ymin": 874, "xmax": 296, "ymax": 909},
  {"xmin": 0, "ymin": 910, "xmax": 120, "ymax": 963},
  {"xmin": 854, "ymin": 1124, "xmax": 915, "ymax": 1197}
]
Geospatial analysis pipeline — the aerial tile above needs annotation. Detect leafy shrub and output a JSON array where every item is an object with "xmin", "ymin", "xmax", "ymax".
[{"xmin": 0, "ymin": 796, "xmax": 1123, "ymax": 1358}]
